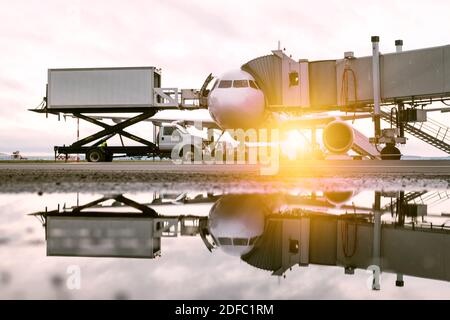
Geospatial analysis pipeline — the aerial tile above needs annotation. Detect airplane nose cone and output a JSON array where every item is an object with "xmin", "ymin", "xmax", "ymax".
[
  {"xmin": 208, "ymin": 195, "xmax": 267, "ymax": 256},
  {"xmin": 208, "ymin": 89, "xmax": 265, "ymax": 129}
]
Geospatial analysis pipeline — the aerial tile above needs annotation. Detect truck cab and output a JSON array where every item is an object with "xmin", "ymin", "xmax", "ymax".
[
  {"xmin": 157, "ymin": 124, "xmax": 185, "ymax": 152},
  {"xmin": 157, "ymin": 124, "xmax": 203, "ymax": 161}
]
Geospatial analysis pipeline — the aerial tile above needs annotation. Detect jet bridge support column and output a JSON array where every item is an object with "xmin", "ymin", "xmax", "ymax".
[
  {"xmin": 395, "ymin": 39, "xmax": 403, "ymax": 53},
  {"xmin": 396, "ymin": 274, "xmax": 405, "ymax": 287},
  {"xmin": 372, "ymin": 191, "xmax": 382, "ymax": 290},
  {"xmin": 397, "ymin": 102, "xmax": 405, "ymax": 140},
  {"xmin": 372, "ymin": 36, "xmax": 381, "ymax": 138},
  {"xmin": 395, "ymin": 40, "xmax": 406, "ymax": 139}
]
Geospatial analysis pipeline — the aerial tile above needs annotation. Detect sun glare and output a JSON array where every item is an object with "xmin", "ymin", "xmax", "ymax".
[{"xmin": 281, "ymin": 129, "xmax": 310, "ymax": 159}]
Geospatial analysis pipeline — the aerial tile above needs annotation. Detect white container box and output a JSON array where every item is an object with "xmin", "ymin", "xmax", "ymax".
[{"xmin": 47, "ymin": 67, "xmax": 161, "ymax": 111}]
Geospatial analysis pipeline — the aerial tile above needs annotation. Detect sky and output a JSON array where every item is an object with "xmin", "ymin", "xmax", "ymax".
[{"xmin": 1, "ymin": 0, "xmax": 450, "ymax": 156}]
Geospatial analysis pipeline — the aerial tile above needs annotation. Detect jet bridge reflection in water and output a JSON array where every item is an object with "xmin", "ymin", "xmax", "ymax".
[{"xmin": 31, "ymin": 190, "xmax": 450, "ymax": 289}]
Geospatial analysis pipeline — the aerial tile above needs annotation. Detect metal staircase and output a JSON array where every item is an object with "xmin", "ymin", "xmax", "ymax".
[
  {"xmin": 382, "ymin": 191, "xmax": 428, "ymax": 211},
  {"xmin": 403, "ymin": 191, "xmax": 429, "ymax": 203},
  {"xmin": 409, "ymin": 190, "xmax": 450, "ymax": 207},
  {"xmin": 383, "ymin": 191, "xmax": 450, "ymax": 214},
  {"xmin": 380, "ymin": 107, "xmax": 450, "ymax": 154}
]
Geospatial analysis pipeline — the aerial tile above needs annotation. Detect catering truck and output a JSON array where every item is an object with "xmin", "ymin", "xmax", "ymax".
[{"xmin": 31, "ymin": 67, "xmax": 205, "ymax": 162}]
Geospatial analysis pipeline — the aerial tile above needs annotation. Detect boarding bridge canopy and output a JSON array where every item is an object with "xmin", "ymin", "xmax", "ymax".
[{"xmin": 242, "ymin": 44, "xmax": 450, "ymax": 109}]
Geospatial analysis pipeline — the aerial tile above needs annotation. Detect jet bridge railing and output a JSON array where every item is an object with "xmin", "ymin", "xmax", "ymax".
[
  {"xmin": 409, "ymin": 190, "xmax": 450, "ymax": 207},
  {"xmin": 153, "ymin": 87, "xmax": 179, "ymax": 108},
  {"xmin": 153, "ymin": 87, "xmax": 202, "ymax": 109},
  {"xmin": 409, "ymin": 117, "xmax": 450, "ymax": 144},
  {"xmin": 380, "ymin": 106, "xmax": 450, "ymax": 154},
  {"xmin": 382, "ymin": 105, "xmax": 450, "ymax": 145}
]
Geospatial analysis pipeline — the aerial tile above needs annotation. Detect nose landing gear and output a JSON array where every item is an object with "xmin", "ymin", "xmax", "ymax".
[{"xmin": 380, "ymin": 143, "xmax": 402, "ymax": 160}]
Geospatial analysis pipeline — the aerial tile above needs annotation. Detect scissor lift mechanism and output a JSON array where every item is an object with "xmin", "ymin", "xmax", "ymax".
[{"xmin": 54, "ymin": 111, "xmax": 161, "ymax": 162}]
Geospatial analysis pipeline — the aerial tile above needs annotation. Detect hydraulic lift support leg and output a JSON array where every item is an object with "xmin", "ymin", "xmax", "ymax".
[
  {"xmin": 372, "ymin": 36, "xmax": 382, "ymax": 138},
  {"xmin": 70, "ymin": 194, "xmax": 157, "ymax": 216},
  {"xmin": 70, "ymin": 112, "xmax": 158, "ymax": 151}
]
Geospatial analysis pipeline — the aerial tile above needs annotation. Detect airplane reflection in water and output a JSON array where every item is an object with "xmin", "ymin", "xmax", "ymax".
[{"xmin": 30, "ymin": 190, "xmax": 450, "ymax": 290}]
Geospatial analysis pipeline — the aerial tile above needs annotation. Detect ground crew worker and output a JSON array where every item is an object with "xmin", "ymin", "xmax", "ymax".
[{"xmin": 99, "ymin": 141, "xmax": 107, "ymax": 152}]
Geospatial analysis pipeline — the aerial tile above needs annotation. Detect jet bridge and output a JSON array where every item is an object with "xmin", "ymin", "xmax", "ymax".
[
  {"xmin": 242, "ymin": 38, "xmax": 450, "ymax": 156},
  {"xmin": 242, "ymin": 43, "xmax": 450, "ymax": 110},
  {"xmin": 242, "ymin": 209, "xmax": 450, "ymax": 284}
]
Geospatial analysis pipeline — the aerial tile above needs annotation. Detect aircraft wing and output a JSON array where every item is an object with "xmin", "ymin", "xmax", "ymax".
[
  {"xmin": 63, "ymin": 111, "xmax": 369, "ymax": 131},
  {"xmin": 147, "ymin": 113, "xmax": 370, "ymax": 130},
  {"xmin": 271, "ymin": 113, "xmax": 372, "ymax": 129}
]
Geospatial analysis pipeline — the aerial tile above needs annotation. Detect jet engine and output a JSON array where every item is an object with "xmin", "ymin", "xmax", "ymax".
[
  {"xmin": 322, "ymin": 120, "xmax": 354, "ymax": 154},
  {"xmin": 323, "ymin": 191, "xmax": 354, "ymax": 206}
]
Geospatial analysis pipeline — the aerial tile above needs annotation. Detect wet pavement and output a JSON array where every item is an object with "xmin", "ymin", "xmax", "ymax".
[
  {"xmin": 0, "ymin": 161, "xmax": 449, "ymax": 193},
  {"xmin": 1, "ymin": 184, "xmax": 450, "ymax": 299}
]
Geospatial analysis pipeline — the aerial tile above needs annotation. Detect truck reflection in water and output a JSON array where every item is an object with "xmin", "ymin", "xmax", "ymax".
[{"xmin": 30, "ymin": 190, "xmax": 450, "ymax": 289}]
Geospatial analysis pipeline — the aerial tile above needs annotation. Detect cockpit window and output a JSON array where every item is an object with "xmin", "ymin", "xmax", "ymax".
[
  {"xmin": 249, "ymin": 80, "xmax": 259, "ymax": 89},
  {"xmin": 233, "ymin": 238, "xmax": 248, "ymax": 246},
  {"xmin": 218, "ymin": 237, "xmax": 232, "ymax": 245},
  {"xmin": 233, "ymin": 80, "xmax": 248, "ymax": 88},
  {"xmin": 218, "ymin": 80, "xmax": 232, "ymax": 88}
]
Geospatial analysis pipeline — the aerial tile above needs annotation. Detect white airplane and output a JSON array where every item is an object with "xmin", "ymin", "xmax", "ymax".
[{"xmin": 204, "ymin": 191, "xmax": 378, "ymax": 256}]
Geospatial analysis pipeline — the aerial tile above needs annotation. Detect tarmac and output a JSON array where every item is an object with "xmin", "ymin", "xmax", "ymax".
[{"xmin": 1, "ymin": 160, "xmax": 449, "ymax": 193}]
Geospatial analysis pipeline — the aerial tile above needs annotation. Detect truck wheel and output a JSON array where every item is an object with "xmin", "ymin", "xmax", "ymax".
[
  {"xmin": 86, "ymin": 148, "xmax": 106, "ymax": 162},
  {"xmin": 179, "ymin": 145, "xmax": 200, "ymax": 163},
  {"xmin": 105, "ymin": 153, "xmax": 113, "ymax": 162}
]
